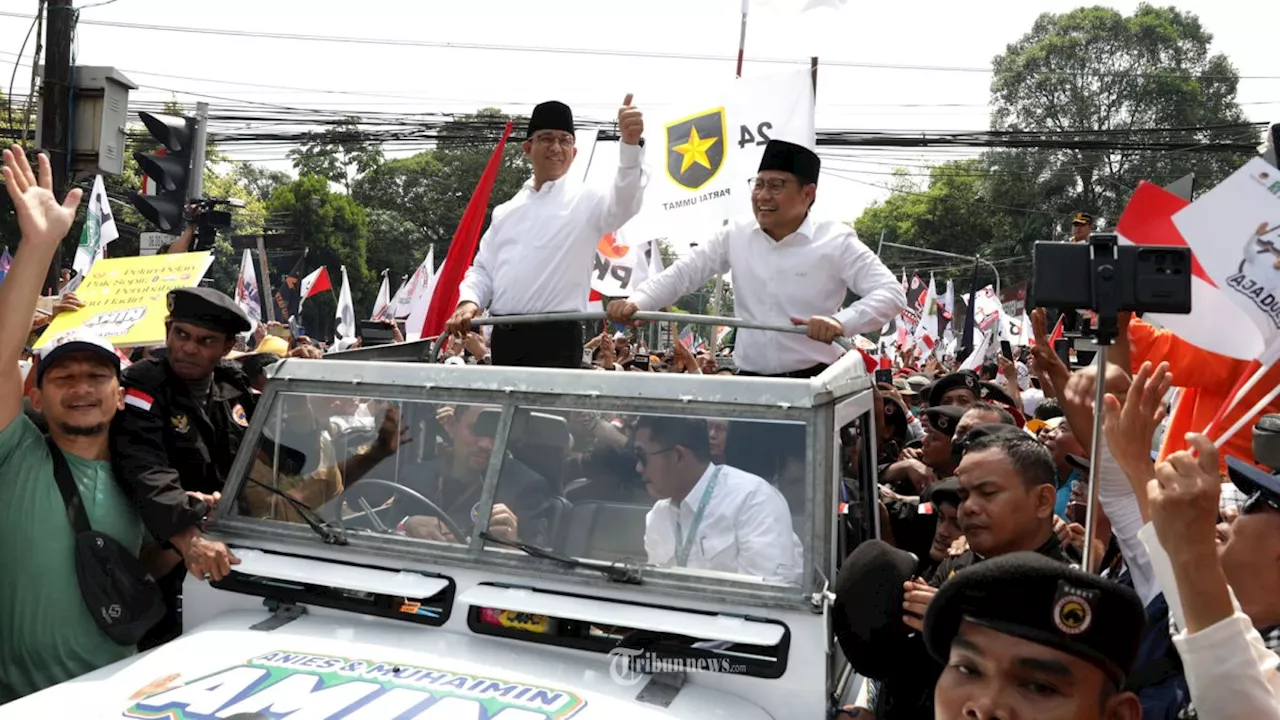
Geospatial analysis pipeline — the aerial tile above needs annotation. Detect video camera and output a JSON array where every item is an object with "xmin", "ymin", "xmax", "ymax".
[
  {"xmin": 187, "ymin": 197, "xmax": 245, "ymax": 251},
  {"xmin": 1030, "ymin": 233, "xmax": 1193, "ymax": 345}
]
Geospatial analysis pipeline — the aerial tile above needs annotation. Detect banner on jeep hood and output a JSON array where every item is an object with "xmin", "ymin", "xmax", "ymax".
[{"xmin": 122, "ymin": 650, "xmax": 586, "ymax": 719}]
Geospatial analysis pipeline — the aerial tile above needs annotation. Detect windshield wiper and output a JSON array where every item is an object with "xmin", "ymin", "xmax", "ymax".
[
  {"xmin": 479, "ymin": 531, "xmax": 642, "ymax": 585},
  {"xmin": 245, "ymin": 477, "xmax": 349, "ymax": 546}
]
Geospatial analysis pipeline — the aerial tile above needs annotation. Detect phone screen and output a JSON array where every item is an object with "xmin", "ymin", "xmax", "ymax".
[
  {"xmin": 1053, "ymin": 338, "xmax": 1071, "ymax": 366},
  {"xmin": 1000, "ymin": 340, "xmax": 1014, "ymax": 360},
  {"xmin": 268, "ymin": 325, "xmax": 293, "ymax": 341},
  {"xmin": 874, "ymin": 368, "xmax": 894, "ymax": 386}
]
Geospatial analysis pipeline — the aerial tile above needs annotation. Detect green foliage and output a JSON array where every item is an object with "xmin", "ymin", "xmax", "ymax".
[
  {"xmin": 854, "ymin": 3, "xmax": 1251, "ymax": 290},
  {"xmin": 990, "ymin": 3, "xmax": 1250, "ymax": 221},
  {"xmin": 352, "ymin": 108, "xmax": 531, "ymax": 285},
  {"xmin": 266, "ymin": 175, "xmax": 372, "ymax": 337},
  {"xmin": 287, "ymin": 117, "xmax": 385, "ymax": 193}
]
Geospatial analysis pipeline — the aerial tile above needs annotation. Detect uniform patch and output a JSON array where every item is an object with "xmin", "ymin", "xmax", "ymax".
[
  {"xmin": 1053, "ymin": 580, "xmax": 1098, "ymax": 635},
  {"xmin": 124, "ymin": 389, "xmax": 154, "ymax": 412},
  {"xmin": 231, "ymin": 403, "xmax": 249, "ymax": 427},
  {"xmin": 171, "ymin": 414, "xmax": 190, "ymax": 434}
]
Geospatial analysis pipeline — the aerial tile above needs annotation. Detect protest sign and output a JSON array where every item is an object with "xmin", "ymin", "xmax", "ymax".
[{"xmin": 36, "ymin": 252, "xmax": 214, "ymax": 349}]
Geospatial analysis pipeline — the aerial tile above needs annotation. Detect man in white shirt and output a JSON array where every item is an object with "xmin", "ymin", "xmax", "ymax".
[
  {"xmin": 608, "ymin": 139, "xmax": 906, "ymax": 378},
  {"xmin": 446, "ymin": 98, "xmax": 648, "ymax": 368},
  {"xmin": 633, "ymin": 414, "xmax": 803, "ymax": 585}
]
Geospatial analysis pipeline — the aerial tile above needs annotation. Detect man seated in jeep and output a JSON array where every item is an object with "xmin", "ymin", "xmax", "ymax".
[{"xmin": 344, "ymin": 403, "xmax": 556, "ymax": 547}]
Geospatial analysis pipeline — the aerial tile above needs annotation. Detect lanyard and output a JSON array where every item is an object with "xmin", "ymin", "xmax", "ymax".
[{"xmin": 673, "ymin": 466, "xmax": 722, "ymax": 567}]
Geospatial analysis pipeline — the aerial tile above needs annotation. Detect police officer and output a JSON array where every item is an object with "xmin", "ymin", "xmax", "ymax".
[
  {"xmin": 113, "ymin": 287, "xmax": 254, "ymax": 648},
  {"xmin": 924, "ymin": 552, "xmax": 1145, "ymax": 720}
]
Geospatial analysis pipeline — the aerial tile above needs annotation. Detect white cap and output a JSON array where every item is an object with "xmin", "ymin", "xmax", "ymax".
[{"xmin": 35, "ymin": 329, "xmax": 120, "ymax": 385}]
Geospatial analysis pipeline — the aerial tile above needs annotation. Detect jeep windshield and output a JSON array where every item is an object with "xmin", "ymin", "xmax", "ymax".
[{"xmin": 213, "ymin": 356, "xmax": 870, "ymax": 607}]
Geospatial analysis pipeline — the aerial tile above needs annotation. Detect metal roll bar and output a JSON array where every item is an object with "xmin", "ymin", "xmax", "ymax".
[{"xmin": 427, "ymin": 311, "xmax": 853, "ymax": 364}]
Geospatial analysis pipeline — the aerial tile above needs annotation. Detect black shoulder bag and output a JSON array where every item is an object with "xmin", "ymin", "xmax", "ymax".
[{"xmin": 45, "ymin": 436, "xmax": 165, "ymax": 646}]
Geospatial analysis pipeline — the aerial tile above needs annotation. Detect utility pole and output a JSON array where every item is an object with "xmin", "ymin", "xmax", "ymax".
[{"xmin": 39, "ymin": 0, "xmax": 74, "ymax": 295}]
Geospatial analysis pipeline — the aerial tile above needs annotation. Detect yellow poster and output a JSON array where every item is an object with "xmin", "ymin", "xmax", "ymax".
[{"xmin": 35, "ymin": 251, "xmax": 214, "ymax": 349}]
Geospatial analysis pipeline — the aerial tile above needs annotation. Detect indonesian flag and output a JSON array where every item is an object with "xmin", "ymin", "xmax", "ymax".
[
  {"xmin": 298, "ymin": 266, "xmax": 332, "ymax": 310},
  {"xmin": 421, "ymin": 121, "xmax": 515, "ymax": 339}
]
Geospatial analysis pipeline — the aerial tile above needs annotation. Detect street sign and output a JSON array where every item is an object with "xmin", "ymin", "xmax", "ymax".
[{"xmin": 139, "ymin": 232, "xmax": 171, "ymax": 256}]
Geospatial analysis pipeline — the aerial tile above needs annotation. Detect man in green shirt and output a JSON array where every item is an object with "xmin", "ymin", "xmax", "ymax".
[{"xmin": 0, "ymin": 145, "xmax": 145, "ymax": 701}]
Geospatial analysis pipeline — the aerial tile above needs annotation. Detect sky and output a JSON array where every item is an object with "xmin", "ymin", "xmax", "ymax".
[{"xmin": 1, "ymin": 0, "xmax": 1276, "ymax": 259}]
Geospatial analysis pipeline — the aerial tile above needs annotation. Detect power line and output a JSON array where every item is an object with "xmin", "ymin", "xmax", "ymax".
[{"xmin": 3, "ymin": 11, "xmax": 1280, "ymax": 80}]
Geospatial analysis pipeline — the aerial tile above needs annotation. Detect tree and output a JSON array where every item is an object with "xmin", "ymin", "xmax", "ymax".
[
  {"xmin": 990, "ymin": 4, "xmax": 1252, "ymax": 223},
  {"xmin": 232, "ymin": 161, "xmax": 291, "ymax": 203},
  {"xmin": 352, "ymin": 108, "xmax": 531, "ymax": 282},
  {"xmin": 287, "ymin": 117, "xmax": 384, "ymax": 193},
  {"xmin": 266, "ymin": 175, "xmax": 373, "ymax": 340}
]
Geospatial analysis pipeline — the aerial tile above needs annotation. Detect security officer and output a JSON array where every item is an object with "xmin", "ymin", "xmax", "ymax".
[
  {"xmin": 924, "ymin": 552, "xmax": 1145, "ymax": 720},
  {"xmin": 113, "ymin": 287, "xmax": 254, "ymax": 648}
]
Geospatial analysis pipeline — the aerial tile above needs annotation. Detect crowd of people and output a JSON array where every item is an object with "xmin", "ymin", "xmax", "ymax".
[{"xmin": 0, "ymin": 87, "xmax": 1276, "ymax": 720}]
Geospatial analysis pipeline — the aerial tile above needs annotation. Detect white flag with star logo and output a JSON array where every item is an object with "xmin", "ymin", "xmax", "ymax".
[{"xmin": 585, "ymin": 68, "xmax": 815, "ymax": 248}]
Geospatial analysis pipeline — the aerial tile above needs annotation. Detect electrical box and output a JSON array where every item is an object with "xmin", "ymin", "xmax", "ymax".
[{"xmin": 35, "ymin": 65, "xmax": 137, "ymax": 176}]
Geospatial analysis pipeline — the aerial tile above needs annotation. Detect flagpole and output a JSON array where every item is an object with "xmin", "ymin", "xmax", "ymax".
[{"xmin": 736, "ymin": 0, "xmax": 748, "ymax": 78}]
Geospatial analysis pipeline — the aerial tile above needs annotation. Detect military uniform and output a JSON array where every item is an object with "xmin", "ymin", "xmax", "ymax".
[{"xmin": 111, "ymin": 287, "xmax": 255, "ymax": 649}]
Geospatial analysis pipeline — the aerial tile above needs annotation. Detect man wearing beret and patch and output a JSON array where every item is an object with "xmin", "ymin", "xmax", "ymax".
[
  {"xmin": 113, "ymin": 286, "xmax": 256, "ymax": 648},
  {"xmin": 925, "ymin": 552, "xmax": 1145, "ymax": 720},
  {"xmin": 611, "ymin": 138, "xmax": 906, "ymax": 378}
]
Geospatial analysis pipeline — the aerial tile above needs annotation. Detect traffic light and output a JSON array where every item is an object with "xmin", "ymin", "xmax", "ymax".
[{"xmin": 131, "ymin": 112, "xmax": 197, "ymax": 233}]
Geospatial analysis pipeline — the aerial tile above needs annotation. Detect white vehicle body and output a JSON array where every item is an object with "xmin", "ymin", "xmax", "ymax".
[{"xmin": 4, "ymin": 335, "xmax": 878, "ymax": 719}]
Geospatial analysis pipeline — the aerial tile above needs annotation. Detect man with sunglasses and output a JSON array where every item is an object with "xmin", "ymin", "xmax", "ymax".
[
  {"xmin": 447, "ymin": 98, "xmax": 647, "ymax": 368},
  {"xmin": 609, "ymin": 139, "xmax": 905, "ymax": 379}
]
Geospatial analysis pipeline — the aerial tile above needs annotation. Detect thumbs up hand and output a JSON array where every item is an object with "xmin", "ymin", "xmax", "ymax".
[{"xmin": 618, "ymin": 93, "xmax": 643, "ymax": 146}]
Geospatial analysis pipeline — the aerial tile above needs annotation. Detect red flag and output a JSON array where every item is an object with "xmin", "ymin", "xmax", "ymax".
[{"xmin": 421, "ymin": 121, "xmax": 514, "ymax": 339}]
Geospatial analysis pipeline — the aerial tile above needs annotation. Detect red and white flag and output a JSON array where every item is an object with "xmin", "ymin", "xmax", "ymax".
[{"xmin": 298, "ymin": 266, "xmax": 332, "ymax": 311}]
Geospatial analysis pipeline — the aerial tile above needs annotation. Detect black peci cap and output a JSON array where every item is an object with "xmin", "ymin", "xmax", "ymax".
[
  {"xmin": 923, "ymin": 552, "xmax": 1145, "ymax": 686},
  {"xmin": 758, "ymin": 139, "xmax": 820, "ymax": 185},
  {"xmin": 527, "ymin": 101, "xmax": 574, "ymax": 139},
  {"xmin": 167, "ymin": 287, "xmax": 251, "ymax": 336}
]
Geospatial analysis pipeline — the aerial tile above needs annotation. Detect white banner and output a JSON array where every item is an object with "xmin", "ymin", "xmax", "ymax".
[
  {"xmin": 1173, "ymin": 157, "xmax": 1280, "ymax": 361},
  {"xmin": 585, "ymin": 68, "xmax": 815, "ymax": 247},
  {"xmin": 590, "ymin": 232, "xmax": 659, "ymax": 298},
  {"xmin": 233, "ymin": 248, "xmax": 262, "ymax": 333}
]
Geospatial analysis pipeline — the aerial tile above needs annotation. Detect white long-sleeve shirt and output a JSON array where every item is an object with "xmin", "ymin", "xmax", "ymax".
[
  {"xmin": 1139, "ymin": 523, "xmax": 1280, "ymax": 720},
  {"xmin": 629, "ymin": 217, "xmax": 907, "ymax": 375},
  {"xmin": 644, "ymin": 463, "xmax": 804, "ymax": 585},
  {"xmin": 456, "ymin": 143, "xmax": 647, "ymax": 315}
]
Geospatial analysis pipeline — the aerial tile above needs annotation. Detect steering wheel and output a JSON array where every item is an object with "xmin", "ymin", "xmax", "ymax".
[{"xmin": 334, "ymin": 478, "xmax": 467, "ymax": 541}]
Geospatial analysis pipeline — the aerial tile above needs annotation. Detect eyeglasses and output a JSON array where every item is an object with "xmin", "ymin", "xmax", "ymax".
[
  {"xmin": 1243, "ymin": 490, "xmax": 1280, "ymax": 516},
  {"xmin": 635, "ymin": 446, "xmax": 676, "ymax": 467},
  {"xmin": 532, "ymin": 134, "xmax": 575, "ymax": 149},
  {"xmin": 748, "ymin": 178, "xmax": 791, "ymax": 195}
]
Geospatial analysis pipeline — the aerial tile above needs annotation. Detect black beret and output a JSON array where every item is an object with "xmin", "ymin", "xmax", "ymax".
[
  {"xmin": 922, "ymin": 477, "xmax": 962, "ymax": 509},
  {"xmin": 958, "ymin": 422, "xmax": 1026, "ymax": 449},
  {"xmin": 167, "ymin": 287, "xmax": 251, "ymax": 336},
  {"xmin": 929, "ymin": 371, "xmax": 981, "ymax": 407},
  {"xmin": 832, "ymin": 540, "xmax": 919, "ymax": 680},
  {"xmin": 882, "ymin": 396, "xmax": 909, "ymax": 442},
  {"xmin": 977, "ymin": 382, "xmax": 1026, "ymax": 427},
  {"xmin": 527, "ymin": 101, "xmax": 574, "ymax": 139},
  {"xmin": 758, "ymin": 139, "xmax": 820, "ymax": 185},
  {"xmin": 923, "ymin": 405, "xmax": 967, "ymax": 438},
  {"xmin": 923, "ymin": 552, "xmax": 1145, "ymax": 686}
]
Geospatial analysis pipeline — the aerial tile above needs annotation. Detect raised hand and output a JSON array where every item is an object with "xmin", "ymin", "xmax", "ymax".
[
  {"xmin": 618, "ymin": 94, "xmax": 643, "ymax": 146},
  {"xmin": 1, "ymin": 145, "xmax": 81, "ymax": 247}
]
